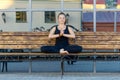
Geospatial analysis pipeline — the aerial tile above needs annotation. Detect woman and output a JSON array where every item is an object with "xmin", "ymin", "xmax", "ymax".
[{"xmin": 41, "ymin": 12, "xmax": 82, "ymax": 55}]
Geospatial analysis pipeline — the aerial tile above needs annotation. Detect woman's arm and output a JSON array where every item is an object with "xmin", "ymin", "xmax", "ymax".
[
  {"xmin": 48, "ymin": 27, "xmax": 59, "ymax": 39},
  {"xmin": 63, "ymin": 26, "xmax": 75, "ymax": 38}
]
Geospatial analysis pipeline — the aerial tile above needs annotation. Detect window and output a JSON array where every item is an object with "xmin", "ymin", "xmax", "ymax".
[
  {"xmin": 105, "ymin": 0, "xmax": 117, "ymax": 9},
  {"xmin": 45, "ymin": 11, "xmax": 56, "ymax": 23},
  {"xmin": 16, "ymin": 11, "xmax": 27, "ymax": 23}
]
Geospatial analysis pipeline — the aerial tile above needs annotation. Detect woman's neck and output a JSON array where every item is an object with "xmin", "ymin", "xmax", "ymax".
[
  {"xmin": 59, "ymin": 23, "xmax": 65, "ymax": 26},
  {"xmin": 58, "ymin": 24, "xmax": 66, "ymax": 30}
]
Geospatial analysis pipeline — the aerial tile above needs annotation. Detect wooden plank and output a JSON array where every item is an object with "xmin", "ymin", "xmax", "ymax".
[
  {"xmin": 0, "ymin": 36, "xmax": 48, "ymax": 41},
  {"xmin": 0, "ymin": 44, "xmax": 118, "ymax": 49},
  {"xmin": 0, "ymin": 45, "xmax": 32, "ymax": 49},
  {"xmin": 0, "ymin": 32, "xmax": 49, "ymax": 36},
  {"xmin": 1, "ymin": 32, "xmax": 120, "ymax": 36},
  {"xmin": 75, "ymin": 32, "xmax": 120, "ymax": 36},
  {"xmin": 0, "ymin": 44, "xmax": 55, "ymax": 49},
  {"xmin": 74, "ymin": 41, "xmax": 120, "ymax": 45},
  {"xmin": 80, "ymin": 45, "xmax": 117, "ymax": 49},
  {"xmin": 1, "ymin": 35, "xmax": 120, "ymax": 42},
  {"xmin": 0, "ymin": 41, "xmax": 50, "ymax": 45},
  {"xmin": 69, "ymin": 52, "xmax": 120, "ymax": 56},
  {"xmin": 0, "ymin": 52, "xmax": 120, "ymax": 56},
  {"xmin": 0, "ymin": 52, "xmax": 60, "ymax": 56}
]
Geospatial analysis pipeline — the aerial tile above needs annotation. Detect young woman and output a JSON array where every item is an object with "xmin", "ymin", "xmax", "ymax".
[{"xmin": 41, "ymin": 12, "xmax": 82, "ymax": 55}]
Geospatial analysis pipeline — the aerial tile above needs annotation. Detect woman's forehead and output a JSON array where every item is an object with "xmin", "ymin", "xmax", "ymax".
[{"xmin": 59, "ymin": 14, "xmax": 65, "ymax": 18}]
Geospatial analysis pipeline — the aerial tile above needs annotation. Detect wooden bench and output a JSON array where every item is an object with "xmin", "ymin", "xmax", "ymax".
[
  {"xmin": 0, "ymin": 32, "xmax": 120, "ymax": 75},
  {"xmin": 72, "ymin": 32, "xmax": 120, "ymax": 73},
  {"xmin": 0, "ymin": 32, "xmax": 62, "ymax": 73}
]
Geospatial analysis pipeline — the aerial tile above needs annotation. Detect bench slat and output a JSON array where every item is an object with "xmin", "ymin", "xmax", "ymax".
[
  {"xmin": 0, "ymin": 32, "xmax": 49, "ymax": 35},
  {"xmin": 75, "ymin": 32, "xmax": 120, "ymax": 36},
  {"xmin": 0, "ymin": 36, "xmax": 48, "ymax": 41},
  {"xmin": 0, "ymin": 52, "xmax": 120, "ymax": 56},
  {"xmin": 0, "ymin": 41, "xmax": 50, "ymax": 45},
  {"xmin": 81, "ymin": 45, "xmax": 120, "ymax": 49},
  {"xmin": 0, "ymin": 45, "xmax": 119, "ymax": 49}
]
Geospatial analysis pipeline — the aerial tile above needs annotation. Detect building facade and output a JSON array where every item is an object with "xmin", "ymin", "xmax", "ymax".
[
  {"xmin": 0, "ymin": 0, "xmax": 120, "ymax": 32},
  {"xmin": 0, "ymin": 0, "xmax": 82, "ymax": 32}
]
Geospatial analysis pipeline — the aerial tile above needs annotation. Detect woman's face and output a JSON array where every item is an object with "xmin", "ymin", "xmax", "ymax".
[{"xmin": 58, "ymin": 14, "xmax": 66, "ymax": 24}]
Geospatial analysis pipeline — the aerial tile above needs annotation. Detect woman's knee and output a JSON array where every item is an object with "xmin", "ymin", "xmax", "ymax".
[
  {"xmin": 41, "ymin": 46, "xmax": 47, "ymax": 52},
  {"xmin": 78, "ymin": 46, "xmax": 83, "ymax": 52},
  {"xmin": 66, "ymin": 45, "xmax": 83, "ymax": 53},
  {"xmin": 40, "ymin": 46, "xmax": 59, "ymax": 53}
]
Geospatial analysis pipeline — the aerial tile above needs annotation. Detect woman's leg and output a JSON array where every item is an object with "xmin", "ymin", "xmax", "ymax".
[
  {"xmin": 41, "ymin": 46, "xmax": 59, "ymax": 53},
  {"xmin": 41, "ymin": 46, "xmax": 69, "ymax": 55},
  {"xmin": 65, "ymin": 45, "xmax": 82, "ymax": 53},
  {"xmin": 64, "ymin": 45, "xmax": 82, "ymax": 64}
]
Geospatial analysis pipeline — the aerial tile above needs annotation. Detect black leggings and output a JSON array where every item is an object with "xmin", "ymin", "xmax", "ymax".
[{"xmin": 41, "ymin": 45, "xmax": 82, "ymax": 53}]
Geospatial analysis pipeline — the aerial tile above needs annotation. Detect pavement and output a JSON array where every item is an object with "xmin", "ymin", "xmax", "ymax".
[
  {"xmin": 0, "ymin": 61, "xmax": 120, "ymax": 80},
  {"xmin": 0, "ymin": 72, "xmax": 120, "ymax": 80}
]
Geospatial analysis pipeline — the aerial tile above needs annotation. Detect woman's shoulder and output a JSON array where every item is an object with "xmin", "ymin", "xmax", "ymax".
[
  {"xmin": 51, "ymin": 25, "xmax": 58, "ymax": 29},
  {"xmin": 66, "ymin": 25, "xmax": 79, "ymax": 32},
  {"xmin": 48, "ymin": 25, "xmax": 58, "ymax": 31},
  {"xmin": 66, "ymin": 24, "xmax": 73, "ymax": 28},
  {"xmin": 66, "ymin": 25, "xmax": 73, "ymax": 30}
]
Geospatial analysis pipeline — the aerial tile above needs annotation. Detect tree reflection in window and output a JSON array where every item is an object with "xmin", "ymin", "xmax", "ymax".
[
  {"xmin": 16, "ymin": 11, "xmax": 27, "ymax": 23},
  {"xmin": 45, "ymin": 11, "xmax": 56, "ymax": 23},
  {"xmin": 105, "ymin": 0, "xmax": 117, "ymax": 9}
]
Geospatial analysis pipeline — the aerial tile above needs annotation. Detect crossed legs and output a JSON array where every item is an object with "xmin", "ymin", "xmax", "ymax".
[{"xmin": 59, "ymin": 48, "xmax": 69, "ymax": 55}]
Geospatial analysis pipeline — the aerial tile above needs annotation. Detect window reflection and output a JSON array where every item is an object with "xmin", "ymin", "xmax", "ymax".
[
  {"xmin": 16, "ymin": 11, "xmax": 27, "ymax": 23},
  {"xmin": 45, "ymin": 11, "xmax": 56, "ymax": 23}
]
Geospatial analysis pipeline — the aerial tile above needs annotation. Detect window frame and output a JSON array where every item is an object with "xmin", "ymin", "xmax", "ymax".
[
  {"xmin": 16, "ymin": 11, "xmax": 27, "ymax": 23},
  {"xmin": 44, "ymin": 11, "xmax": 56, "ymax": 23}
]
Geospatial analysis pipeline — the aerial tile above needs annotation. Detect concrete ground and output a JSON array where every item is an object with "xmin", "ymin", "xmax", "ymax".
[
  {"xmin": 0, "ymin": 72, "xmax": 120, "ymax": 80},
  {"xmin": 0, "ymin": 61, "xmax": 120, "ymax": 80}
]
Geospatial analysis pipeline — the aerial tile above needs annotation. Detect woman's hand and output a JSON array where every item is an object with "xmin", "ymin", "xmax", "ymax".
[{"xmin": 59, "ymin": 30, "xmax": 64, "ymax": 37}]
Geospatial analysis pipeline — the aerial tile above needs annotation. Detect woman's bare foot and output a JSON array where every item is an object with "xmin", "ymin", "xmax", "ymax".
[{"xmin": 60, "ymin": 49, "xmax": 69, "ymax": 55}]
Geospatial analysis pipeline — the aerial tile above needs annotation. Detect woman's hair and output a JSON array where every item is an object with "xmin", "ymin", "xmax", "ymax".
[
  {"xmin": 57, "ymin": 12, "xmax": 66, "ymax": 24},
  {"xmin": 57, "ymin": 12, "xmax": 66, "ymax": 18}
]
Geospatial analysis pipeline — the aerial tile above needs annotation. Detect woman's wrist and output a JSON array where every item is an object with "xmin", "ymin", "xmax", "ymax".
[
  {"xmin": 58, "ymin": 34, "xmax": 60, "ymax": 37},
  {"xmin": 63, "ymin": 34, "xmax": 69, "ymax": 38},
  {"xmin": 59, "ymin": 33, "xmax": 63, "ymax": 37},
  {"xmin": 62, "ymin": 33, "xmax": 65, "ymax": 37}
]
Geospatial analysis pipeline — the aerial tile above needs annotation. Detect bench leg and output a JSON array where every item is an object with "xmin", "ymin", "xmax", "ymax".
[
  {"xmin": 29, "ymin": 61, "xmax": 32, "ymax": 73},
  {"xmin": 93, "ymin": 60, "xmax": 96, "ymax": 73},
  {"xmin": 5, "ymin": 62, "xmax": 7, "ymax": 72},
  {"xmin": 1, "ymin": 62, "xmax": 4, "ymax": 72},
  {"xmin": 29, "ymin": 56, "xmax": 32, "ymax": 73},
  {"xmin": 2, "ymin": 62, "xmax": 7, "ymax": 72},
  {"xmin": 61, "ymin": 56, "xmax": 64, "ymax": 76}
]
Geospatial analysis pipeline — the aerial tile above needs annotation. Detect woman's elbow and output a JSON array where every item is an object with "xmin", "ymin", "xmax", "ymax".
[
  {"xmin": 48, "ymin": 35, "xmax": 52, "ymax": 39},
  {"xmin": 48, "ymin": 34, "xmax": 52, "ymax": 38},
  {"xmin": 72, "ymin": 35, "xmax": 75, "ymax": 39}
]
